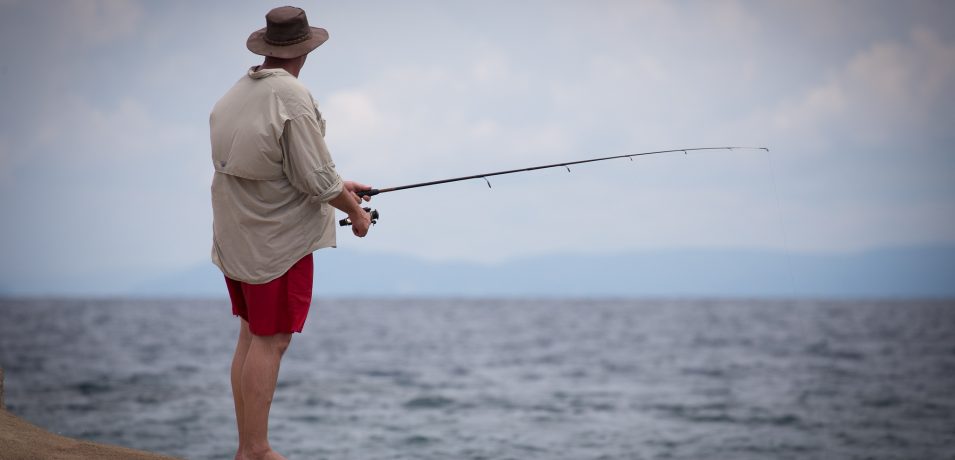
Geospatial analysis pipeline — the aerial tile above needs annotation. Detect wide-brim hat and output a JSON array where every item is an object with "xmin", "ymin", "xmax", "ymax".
[{"xmin": 247, "ymin": 6, "xmax": 328, "ymax": 59}]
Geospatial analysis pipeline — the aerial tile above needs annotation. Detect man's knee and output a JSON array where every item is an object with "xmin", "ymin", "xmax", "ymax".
[
  {"xmin": 273, "ymin": 333, "xmax": 292, "ymax": 354},
  {"xmin": 254, "ymin": 333, "xmax": 292, "ymax": 355}
]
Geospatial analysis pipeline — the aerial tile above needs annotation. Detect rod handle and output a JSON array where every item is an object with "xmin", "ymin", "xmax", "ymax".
[{"xmin": 357, "ymin": 189, "xmax": 380, "ymax": 197}]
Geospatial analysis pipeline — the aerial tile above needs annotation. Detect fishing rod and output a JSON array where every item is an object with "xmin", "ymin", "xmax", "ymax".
[{"xmin": 340, "ymin": 146, "xmax": 769, "ymax": 226}]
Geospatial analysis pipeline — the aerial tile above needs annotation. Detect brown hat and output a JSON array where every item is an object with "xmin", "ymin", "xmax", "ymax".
[{"xmin": 246, "ymin": 6, "xmax": 328, "ymax": 59}]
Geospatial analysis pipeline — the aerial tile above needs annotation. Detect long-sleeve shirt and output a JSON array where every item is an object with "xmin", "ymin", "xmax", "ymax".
[{"xmin": 209, "ymin": 66, "xmax": 344, "ymax": 284}]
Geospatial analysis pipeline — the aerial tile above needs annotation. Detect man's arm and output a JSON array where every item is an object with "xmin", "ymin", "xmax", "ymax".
[{"xmin": 281, "ymin": 116, "xmax": 373, "ymax": 237}]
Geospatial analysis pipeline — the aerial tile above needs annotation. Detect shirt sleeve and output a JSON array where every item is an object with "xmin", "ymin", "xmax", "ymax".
[{"xmin": 281, "ymin": 114, "xmax": 344, "ymax": 202}]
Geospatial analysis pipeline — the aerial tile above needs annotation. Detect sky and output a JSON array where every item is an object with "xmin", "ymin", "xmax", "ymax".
[{"xmin": 0, "ymin": 1, "xmax": 953, "ymax": 294}]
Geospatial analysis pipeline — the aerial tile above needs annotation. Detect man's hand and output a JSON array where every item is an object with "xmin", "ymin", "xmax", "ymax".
[
  {"xmin": 329, "ymin": 180, "xmax": 374, "ymax": 237},
  {"xmin": 348, "ymin": 207, "xmax": 372, "ymax": 237},
  {"xmin": 344, "ymin": 181, "xmax": 373, "ymax": 206}
]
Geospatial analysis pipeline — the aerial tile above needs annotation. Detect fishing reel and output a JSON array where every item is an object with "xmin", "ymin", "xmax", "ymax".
[{"xmin": 339, "ymin": 207, "xmax": 379, "ymax": 227}]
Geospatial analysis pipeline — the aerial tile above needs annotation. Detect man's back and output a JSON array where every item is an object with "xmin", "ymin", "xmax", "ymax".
[
  {"xmin": 211, "ymin": 68, "xmax": 319, "ymax": 181},
  {"xmin": 210, "ymin": 66, "xmax": 342, "ymax": 284}
]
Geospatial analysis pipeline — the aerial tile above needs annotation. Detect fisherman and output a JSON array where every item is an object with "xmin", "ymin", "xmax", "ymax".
[{"xmin": 209, "ymin": 6, "xmax": 372, "ymax": 460}]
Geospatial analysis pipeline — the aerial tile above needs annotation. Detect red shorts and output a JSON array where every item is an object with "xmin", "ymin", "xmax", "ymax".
[{"xmin": 225, "ymin": 254, "xmax": 314, "ymax": 336}]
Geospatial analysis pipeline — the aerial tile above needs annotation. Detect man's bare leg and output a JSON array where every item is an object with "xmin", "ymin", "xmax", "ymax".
[
  {"xmin": 238, "ymin": 331, "xmax": 292, "ymax": 460},
  {"xmin": 231, "ymin": 320, "xmax": 254, "ymax": 459}
]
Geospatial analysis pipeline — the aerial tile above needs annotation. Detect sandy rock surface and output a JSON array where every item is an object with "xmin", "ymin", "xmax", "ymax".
[{"xmin": 0, "ymin": 409, "xmax": 181, "ymax": 460}]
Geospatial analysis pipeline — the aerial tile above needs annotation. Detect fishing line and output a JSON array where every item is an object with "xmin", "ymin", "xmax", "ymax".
[{"xmin": 764, "ymin": 147, "xmax": 799, "ymax": 299}]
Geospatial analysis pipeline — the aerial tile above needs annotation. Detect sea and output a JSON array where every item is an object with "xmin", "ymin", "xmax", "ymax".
[{"xmin": 0, "ymin": 298, "xmax": 953, "ymax": 460}]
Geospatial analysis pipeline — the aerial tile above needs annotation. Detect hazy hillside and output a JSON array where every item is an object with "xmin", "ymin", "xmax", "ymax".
[{"xmin": 131, "ymin": 246, "xmax": 955, "ymax": 299}]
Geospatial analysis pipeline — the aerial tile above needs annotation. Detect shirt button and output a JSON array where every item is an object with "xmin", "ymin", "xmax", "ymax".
[{"xmin": 219, "ymin": 161, "xmax": 226, "ymax": 167}]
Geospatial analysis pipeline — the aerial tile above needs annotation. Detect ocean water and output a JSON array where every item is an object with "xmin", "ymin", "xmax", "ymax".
[{"xmin": 0, "ymin": 298, "xmax": 953, "ymax": 460}]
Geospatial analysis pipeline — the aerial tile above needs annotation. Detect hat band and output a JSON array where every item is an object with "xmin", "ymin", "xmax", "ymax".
[{"xmin": 264, "ymin": 31, "xmax": 312, "ymax": 46}]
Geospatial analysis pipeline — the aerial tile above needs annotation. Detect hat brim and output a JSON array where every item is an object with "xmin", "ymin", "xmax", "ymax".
[{"xmin": 246, "ymin": 26, "xmax": 328, "ymax": 59}]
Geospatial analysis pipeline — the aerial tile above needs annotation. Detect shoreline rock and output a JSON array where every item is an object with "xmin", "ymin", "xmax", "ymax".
[{"xmin": 0, "ymin": 367, "xmax": 181, "ymax": 460}]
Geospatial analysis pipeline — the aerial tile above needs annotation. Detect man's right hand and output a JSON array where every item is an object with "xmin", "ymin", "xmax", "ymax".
[
  {"xmin": 348, "ymin": 208, "xmax": 372, "ymax": 237},
  {"xmin": 329, "ymin": 181, "xmax": 374, "ymax": 237}
]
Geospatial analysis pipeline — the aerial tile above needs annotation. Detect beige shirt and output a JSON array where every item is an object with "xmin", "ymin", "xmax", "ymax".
[{"xmin": 210, "ymin": 66, "xmax": 344, "ymax": 284}]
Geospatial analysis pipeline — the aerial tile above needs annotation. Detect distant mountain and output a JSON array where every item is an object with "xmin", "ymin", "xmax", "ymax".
[{"xmin": 131, "ymin": 245, "xmax": 955, "ymax": 299}]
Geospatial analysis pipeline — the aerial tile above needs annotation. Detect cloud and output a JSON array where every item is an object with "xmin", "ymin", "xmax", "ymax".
[
  {"xmin": 700, "ymin": 0, "xmax": 763, "ymax": 38},
  {"xmin": 471, "ymin": 51, "xmax": 511, "ymax": 83},
  {"xmin": 58, "ymin": 0, "xmax": 144, "ymax": 48},
  {"xmin": 17, "ymin": 96, "xmax": 198, "ymax": 170},
  {"xmin": 0, "ymin": 0, "xmax": 143, "ymax": 52},
  {"xmin": 319, "ymin": 58, "xmax": 579, "ymax": 182},
  {"xmin": 324, "ymin": 89, "xmax": 385, "ymax": 141},
  {"xmin": 768, "ymin": 27, "xmax": 955, "ymax": 146}
]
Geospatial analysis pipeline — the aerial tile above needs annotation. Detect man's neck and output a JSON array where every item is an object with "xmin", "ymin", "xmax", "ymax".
[{"xmin": 260, "ymin": 56, "xmax": 304, "ymax": 77}]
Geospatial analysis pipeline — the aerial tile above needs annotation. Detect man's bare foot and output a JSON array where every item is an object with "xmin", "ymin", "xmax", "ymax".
[{"xmin": 236, "ymin": 449, "xmax": 287, "ymax": 460}]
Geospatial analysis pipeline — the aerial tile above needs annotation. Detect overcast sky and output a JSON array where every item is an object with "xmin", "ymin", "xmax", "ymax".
[{"xmin": 1, "ymin": 0, "xmax": 953, "ymax": 291}]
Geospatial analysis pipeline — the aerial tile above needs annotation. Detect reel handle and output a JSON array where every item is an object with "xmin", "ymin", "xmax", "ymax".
[{"xmin": 339, "ymin": 207, "xmax": 379, "ymax": 227}]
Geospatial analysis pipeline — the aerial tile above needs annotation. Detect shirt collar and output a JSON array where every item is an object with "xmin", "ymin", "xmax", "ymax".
[{"xmin": 247, "ymin": 66, "xmax": 292, "ymax": 80}]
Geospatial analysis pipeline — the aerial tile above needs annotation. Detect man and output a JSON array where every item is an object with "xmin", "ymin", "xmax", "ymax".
[{"xmin": 209, "ymin": 6, "xmax": 372, "ymax": 460}]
